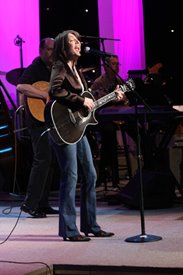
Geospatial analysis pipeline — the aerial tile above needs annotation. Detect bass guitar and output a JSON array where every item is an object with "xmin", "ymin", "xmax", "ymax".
[{"xmin": 44, "ymin": 79, "xmax": 135, "ymax": 145}]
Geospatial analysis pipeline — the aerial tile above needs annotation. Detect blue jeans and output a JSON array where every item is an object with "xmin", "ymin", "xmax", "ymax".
[{"xmin": 51, "ymin": 135, "xmax": 101, "ymax": 237}]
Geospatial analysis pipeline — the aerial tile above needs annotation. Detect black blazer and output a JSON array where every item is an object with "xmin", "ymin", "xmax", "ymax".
[{"xmin": 49, "ymin": 60, "xmax": 88, "ymax": 110}]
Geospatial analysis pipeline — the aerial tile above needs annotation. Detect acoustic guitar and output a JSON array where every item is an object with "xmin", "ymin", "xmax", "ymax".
[
  {"xmin": 44, "ymin": 79, "xmax": 135, "ymax": 145},
  {"xmin": 27, "ymin": 81, "xmax": 49, "ymax": 122}
]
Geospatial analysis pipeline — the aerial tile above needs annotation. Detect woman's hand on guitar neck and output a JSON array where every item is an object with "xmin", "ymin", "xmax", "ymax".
[{"xmin": 114, "ymin": 85, "xmax": 127, "ymax": 102}]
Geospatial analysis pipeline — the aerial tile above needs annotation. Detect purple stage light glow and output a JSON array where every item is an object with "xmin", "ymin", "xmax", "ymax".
[
  {"xmin": 0, "ymin": 0, "xmax": 39, "ymax": 108},
  {"xmin": 98, "ymin": 0, "xmax": 146, "ymax": 79}
]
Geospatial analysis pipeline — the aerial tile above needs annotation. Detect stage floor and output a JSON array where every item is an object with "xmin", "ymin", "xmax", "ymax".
[{"xmin": 1, "ymin": 186, "xmax": 183, "ymax": 275}]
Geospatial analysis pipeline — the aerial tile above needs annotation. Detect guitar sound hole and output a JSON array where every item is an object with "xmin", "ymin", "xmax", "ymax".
[{"xmin": 79, "ymin": 108, "xmax": 89, "ymax": 118}]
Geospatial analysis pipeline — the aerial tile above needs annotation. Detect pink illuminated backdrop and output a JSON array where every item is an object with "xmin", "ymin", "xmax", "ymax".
[
  {"xmin": 0, "ymin": 0, "xmax": 39, "ymax": 108},
  {"xmin": 98, "ymin": 0, "xmax": 146, "ymax": 79},
  {"xmin": 0, "ymin": 0, "xmax": 145, "ymax": 108}
]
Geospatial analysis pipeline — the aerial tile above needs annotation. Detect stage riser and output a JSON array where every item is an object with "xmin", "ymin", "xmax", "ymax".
[{"xmin": 27, "ymin": 265, "xmax": 183, "ymax": 275}]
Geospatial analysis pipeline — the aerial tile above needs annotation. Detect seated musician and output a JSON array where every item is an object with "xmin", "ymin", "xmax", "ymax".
[
  {"xmin": 92, "ymin": 58, "xmax": 175, "ymax": 181},
  {"xmin": 90, "ymin": 55, "xmax": 127, "ymax": 188}
]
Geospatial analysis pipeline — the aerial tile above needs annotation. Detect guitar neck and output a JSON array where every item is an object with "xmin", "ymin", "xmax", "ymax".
[
  {"xmin": 94, "ymin": 91, "xmax": 116, "ymax": 110},
  {"xmin": 93, "ymin": 78, "xmax": 135, "ymax": 110}
]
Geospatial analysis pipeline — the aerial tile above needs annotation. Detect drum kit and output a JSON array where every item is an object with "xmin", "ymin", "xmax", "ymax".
[
  {"xmin": 0, "ymin": 68, "xmax": 25, "ymax": 86},
  {"xmin": 5, "ymin": 68, "xmax": 25, "ymax": 86},
  {"xmin": 0, "ymin": 68, "xmax": 25, "ymax": 109}
]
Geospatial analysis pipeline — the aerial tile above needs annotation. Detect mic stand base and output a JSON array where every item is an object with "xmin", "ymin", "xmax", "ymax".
[{"xmin": 125, "ymin": 234, "xmax": 162, "ymax": 243}]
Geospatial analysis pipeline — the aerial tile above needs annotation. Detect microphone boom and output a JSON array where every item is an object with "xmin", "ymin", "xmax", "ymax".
[{"xmin": 84, "ymin": 47, "xmax": 114, "ymax": 58}]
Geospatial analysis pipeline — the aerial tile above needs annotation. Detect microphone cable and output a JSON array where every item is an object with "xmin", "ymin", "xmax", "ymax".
[
  {"xmin": 0, "ymin": 105, "xmax": 28, "ymax": 244},
  {"xmin": 0, "ymin": 209, "xmax": 22, "ymax": 245},
  {"xmin": 11, "ymin": 105, "xmax": 28, "ymax": 195},
  {"xmin": 1, "ymin": 104, "xmax": 55, "ymax": 245}
]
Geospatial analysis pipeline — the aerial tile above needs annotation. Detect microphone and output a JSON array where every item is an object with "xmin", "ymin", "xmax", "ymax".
[
  {"xmin": 84, "ymin": 47, "xmax": 114, "ymax": 58},
  {"xmin": 14, "ymin": 35, "xmax": 25, "ymax": 46}
]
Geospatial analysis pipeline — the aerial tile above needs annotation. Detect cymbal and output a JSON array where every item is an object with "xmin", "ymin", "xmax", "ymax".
[
  {"xmin": 6, "ymin": 68, "xmax": 25, "ymax": 86},
  {"xmin": 0, "ymin": 70, "xmax": 6, "ymax": 75},
  {"xmin": 79, "ymin": 67, "xmax": 96, "ymax": 73}
]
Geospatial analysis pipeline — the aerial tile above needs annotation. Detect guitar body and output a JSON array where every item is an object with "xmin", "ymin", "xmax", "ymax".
[
  {"xmin": 44, "ymin": 91, "xmax": 98, "ymax": 145},
  {"xmin": 44, "ymin": 79, "xmax": 135, "ymax": 145},
  {"xmin": 27, "ymin": 81, "xmax": 49, "ymax": 122}
]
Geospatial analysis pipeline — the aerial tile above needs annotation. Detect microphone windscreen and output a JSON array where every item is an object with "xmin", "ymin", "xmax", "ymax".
[{"xmin": 84, "ymin": 46, "xmax": 90, "ymax": 53}]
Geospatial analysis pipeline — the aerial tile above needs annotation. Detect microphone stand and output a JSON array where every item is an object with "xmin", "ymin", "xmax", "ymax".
[
  {"xmin": 14, "ymin": 35, "xmax": 25, "ymax": 106},
  {"xmin": 14, "ymin": 35, "xmax": 26, "ymax": 140},
  {"xmin": 81, "ymin": 35, "xmax": 120, "ymax": 42},
  {"xmin": 103, "ymin": 59, "xmax": 162, "ymax": 243}
]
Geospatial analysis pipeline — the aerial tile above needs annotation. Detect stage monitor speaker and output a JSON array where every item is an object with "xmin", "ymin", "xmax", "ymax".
[{"xmin": 120, "ymin": 168, "xmax": 177, "ymax": 209}]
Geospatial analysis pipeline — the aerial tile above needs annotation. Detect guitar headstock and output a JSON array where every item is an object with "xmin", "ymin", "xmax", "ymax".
[
  {"xmin": 126, "ymin": 78, "xmax": 135, "ymax": 91},
  {"xmin": 148, "ymin": 63, "xmax": 163, "ymax": 75},
  {"xmin": 120, "ymin": 78, "xmax": 136, "ymax": 93}
]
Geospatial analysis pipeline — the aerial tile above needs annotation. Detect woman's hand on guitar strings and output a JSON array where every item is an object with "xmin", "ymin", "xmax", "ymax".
[{"xmin": 83, "ymin": 97, "xmax": 95, "ymax": 110}]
